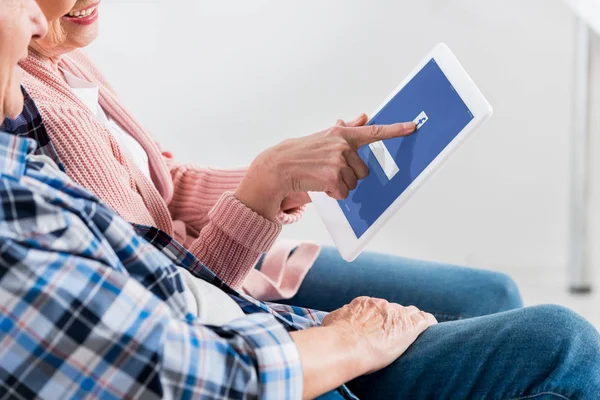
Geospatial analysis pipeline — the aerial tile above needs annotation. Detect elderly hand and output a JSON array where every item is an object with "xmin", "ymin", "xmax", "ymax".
[
  {"xmin": 236, "ymin": 115, "xmax": 416, "ymax": 220},
  {"xmin": 323, "ymin": 297, "xmax": 437, "ymax": 374},
  {"xmin": 290, "ymin": 296, "xmax": 437, "ymax": 399}
]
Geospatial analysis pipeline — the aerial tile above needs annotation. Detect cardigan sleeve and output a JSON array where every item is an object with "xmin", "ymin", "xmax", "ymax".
[
  {"xmin": 166, "ymin": 158, "xmax": 306, "ymax": 288},
  {"xmin": 165, "ymin": 156, "xmax": 306, "ymax": 226}
]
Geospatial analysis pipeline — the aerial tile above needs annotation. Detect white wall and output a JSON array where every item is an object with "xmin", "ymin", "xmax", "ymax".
[{"xmin": 87, "ymin": 0, "xmax": 584, "ymax": 271}]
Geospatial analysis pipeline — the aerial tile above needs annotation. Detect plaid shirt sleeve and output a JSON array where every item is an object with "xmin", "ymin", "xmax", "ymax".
[
  {"xmin": 0, "ymin": 239, "xmax": 302, "ymax": 399},
  {"xmin": 0, "ymin": 134, "xmax": 303, "ymax": 400}
]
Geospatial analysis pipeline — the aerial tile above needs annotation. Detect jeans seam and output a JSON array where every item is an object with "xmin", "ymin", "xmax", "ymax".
[
  {"xmin": 507, "ymin": 391, "xmax": 571, "ymax": 400},
  {"xmin": 430, "ymin": 312, "xmax": 464, "ymax": 321}
]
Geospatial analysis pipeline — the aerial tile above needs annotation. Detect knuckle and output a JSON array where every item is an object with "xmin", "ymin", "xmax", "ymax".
[
  {"xmin": 369, "ymin": 298, "xmax": 388, "ymax": 307},
  {"xmin": 326, "ymin": 171, "xmax": 338, "ymax": 186},
  {"xmin": 368, "ymin": 125, "xmax": 381, "ymax": 138},
  {"xmin": 333, "ymin": 139, "xmax": 349, "ymax": 154},
  {"xmin": 352, "ymin": 296, "xmax": 370, "ymax": 305},
  {"xmin": 406, "ymin": 305, "xmax": 420, "ymax": 313},
  {"xmin": 347, "ymin": 175, "xmax": 358, "ymax": 190},
  {"xmin": 358, "ymin": 166, "xmax": 369, "ymax": 180},
  {"xmin": 329, "ymin": 126, "xmax": 343, "ymax": 136}
]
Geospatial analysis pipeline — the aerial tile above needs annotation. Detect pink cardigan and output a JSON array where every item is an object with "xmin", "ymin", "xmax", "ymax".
[{"xmin": 20, "ymin": 49, "xmax": 320, "ymax": 300}]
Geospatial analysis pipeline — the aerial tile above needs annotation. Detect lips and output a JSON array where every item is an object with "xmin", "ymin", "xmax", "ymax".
[{"xmin": 63, "ymin": 2, "xmax": 100, "ymax": 25}]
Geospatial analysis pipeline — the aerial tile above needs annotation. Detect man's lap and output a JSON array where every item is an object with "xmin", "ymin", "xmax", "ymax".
[{"xmin": 347, "ymin": 305, "xmax": 600, "ymax": 399}]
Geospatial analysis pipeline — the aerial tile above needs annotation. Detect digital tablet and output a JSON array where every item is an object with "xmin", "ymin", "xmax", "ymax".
[{"xmin": 309, "ymin": 43, "xmax": 493, "ymax": 262}]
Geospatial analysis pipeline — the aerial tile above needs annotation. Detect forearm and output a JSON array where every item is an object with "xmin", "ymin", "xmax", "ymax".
[
  {"xmin": 291, "ymin": 326, "xmax": 365, "ymax": 399},
  {"xmin": 169, "ymin": 163, "xmax": 248, "ymax": 223}
]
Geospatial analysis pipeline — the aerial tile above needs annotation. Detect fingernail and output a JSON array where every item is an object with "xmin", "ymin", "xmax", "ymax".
[{"xmin": 403, "ymin": 122, "xmax": 417, "ymax": 131}]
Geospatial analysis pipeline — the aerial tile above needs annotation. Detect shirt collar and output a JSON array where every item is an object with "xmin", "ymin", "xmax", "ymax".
[{"xmin": 0, "ymin": 131, "xmax": 36, "ymax": 180}]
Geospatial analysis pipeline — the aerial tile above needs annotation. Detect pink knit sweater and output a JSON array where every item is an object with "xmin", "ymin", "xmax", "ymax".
[{"xmin": 20, "ymin": 49, "xmax": 320, "ymax": 300}]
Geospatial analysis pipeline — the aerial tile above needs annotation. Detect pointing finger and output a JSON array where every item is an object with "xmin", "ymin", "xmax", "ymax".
[{"xmin": 341, "ymin": 122, "xmax": 416, "ymax": 148}]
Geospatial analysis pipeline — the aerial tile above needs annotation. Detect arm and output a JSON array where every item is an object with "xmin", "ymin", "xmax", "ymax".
[
  {"xmin": 0, "ymin": 237, "xmax": 435, "ymax": 400},
  {"xmin": 0, "ymin": 238, "xmax": 304, "ymax": 399},
  {"xmin": 291, "ymin": 326, "xmax": 363, "ymax": 399},
  {"xmin": 167, "ymin": 160, "xmax": 305, "ymax": 289},
  {"xmin": 167, "ymin": 160, "xmax": 306, "ymax": 227},
  {"xmin": 292, "ymin": 297, "xmax": 439, "ymax": 400}
]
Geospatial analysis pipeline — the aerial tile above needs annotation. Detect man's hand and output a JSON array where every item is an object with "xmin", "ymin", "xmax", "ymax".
[
  {"xmin": 236, "ymin": 115, "xmax": 416, "ymax": 220},
  {"xmin": 290, "ymin": 297, "xmax": 437, "ymax": 399},
  {"xmin": 323, "ymin": 297, "xmax": 437, "ymax": 374}
]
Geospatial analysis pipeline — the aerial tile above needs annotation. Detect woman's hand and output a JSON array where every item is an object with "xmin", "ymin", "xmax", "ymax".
[
  {"xmin": 278, "ymin": 115, "xmax": 372, "ymax": 212},
  {"xmin": 323, "ymin": 297, "xmax": 437, "ymax": 374},
  {"xmin": 235, "ymin": 115, "xmax": 416, "ymax": 220}
]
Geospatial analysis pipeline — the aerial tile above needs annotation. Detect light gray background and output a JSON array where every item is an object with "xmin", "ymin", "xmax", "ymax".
[{"xmin": 86, "ymin": 1, "xmax": 600, "ymax": 285}]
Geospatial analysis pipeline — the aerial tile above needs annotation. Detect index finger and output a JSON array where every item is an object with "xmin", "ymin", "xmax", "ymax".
[{"xmin": 340, "ymin": 122, "xmax": 417, "ymax": 148}]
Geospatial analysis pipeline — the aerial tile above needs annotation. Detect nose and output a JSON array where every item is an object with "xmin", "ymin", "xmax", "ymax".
[{"xmin": 29, "ymin": 1, "xmax": 49, "ymax": 40}]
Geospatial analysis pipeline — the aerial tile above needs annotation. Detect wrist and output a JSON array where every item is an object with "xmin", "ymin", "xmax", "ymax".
[
  {"xmin": 235, "ymin": 156, "xmax": 286, "ymax": 221},
  {"xmin": 326, "ymin": 323, "xmax": 371, "ymax": 377}
]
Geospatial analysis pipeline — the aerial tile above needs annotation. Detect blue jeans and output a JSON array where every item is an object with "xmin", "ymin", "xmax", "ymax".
[
  {"xmin": 271, "ymin": 247, "xmax": 600, "ymax": 399},
  {"xmin": 277, "ymin": 247, "xmax": 524, "ymax": 321}
]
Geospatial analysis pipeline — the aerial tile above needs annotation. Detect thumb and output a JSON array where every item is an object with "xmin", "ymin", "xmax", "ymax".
[{"xmin": 336, "ymin": 113, "xmax": 368, "ymax": 128}]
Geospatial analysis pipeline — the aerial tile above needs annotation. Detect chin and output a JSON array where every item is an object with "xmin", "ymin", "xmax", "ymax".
[
  {"xmin": 4, "ymin": 100, "xmax": 24, "ymax": 120},
  {"xmin": 3, "ymin": 86, "xmax": 25, "ymax": 121},
  {"xmin": 71, "ymin": 26, "xmax": 99, "ymax": 48}
]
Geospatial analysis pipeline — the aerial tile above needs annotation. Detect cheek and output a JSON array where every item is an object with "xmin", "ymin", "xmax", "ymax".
[
  {"xmin": 36, "ymin": 0, "xmax": 77, "ymax": 21},
  {"xmin": 44, "ymin": 19, "xmax": 66, "ymax": 45},
  {"xmin": 62, "ymin": 21, "xmax": 99, "ymax": 48}
]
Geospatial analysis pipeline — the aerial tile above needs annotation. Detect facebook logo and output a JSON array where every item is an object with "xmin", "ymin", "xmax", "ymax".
[{"xmin": 414, "ymin": 111, "xmax": 429, "ymax": 129}]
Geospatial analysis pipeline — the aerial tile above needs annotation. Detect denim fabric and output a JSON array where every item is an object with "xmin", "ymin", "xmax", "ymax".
[
  {"xmin": 347, "ymin": 305, "xmax": 600, "ymax": 399},
  {"xmin": 277, "ymin": 247, "xmax": 524, "ymax": 321},
  {"xmin": 275, "ymin": 248, "xmax": 600, "ymax": 399}
]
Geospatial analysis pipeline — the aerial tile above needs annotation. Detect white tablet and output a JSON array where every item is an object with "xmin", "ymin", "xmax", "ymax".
[{"xmin": 309, "ymin": 43, "xmax": 493, "ymax": 262}]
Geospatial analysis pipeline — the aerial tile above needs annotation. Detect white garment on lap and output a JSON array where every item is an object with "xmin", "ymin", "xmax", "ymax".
[
  {"xmin": 60, "ymin": 69, "xmax": 152, "ymax": 182},
  {"xmin": 179, "ymin": 268, "xmax": 246, "ymax": 325}
]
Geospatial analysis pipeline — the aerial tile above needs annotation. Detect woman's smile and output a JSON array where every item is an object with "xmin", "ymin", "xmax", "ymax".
[{"xmin": 63, "ymin": 2, "xmax": 100, "ymax": 25}]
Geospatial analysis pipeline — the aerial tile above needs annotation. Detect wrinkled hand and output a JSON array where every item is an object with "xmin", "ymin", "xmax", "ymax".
[
  {"xmin": 236, "ymin": 115, "xmax": 416, "ymax": 220},
  {"xmin": 323, "ymin": 297, "xmax": 437, "ymax": 374}
]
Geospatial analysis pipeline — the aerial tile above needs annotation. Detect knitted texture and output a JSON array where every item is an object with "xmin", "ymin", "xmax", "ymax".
[{"xmin": 19, "ymin": 49, "xmax": 312, "ymax": 295}]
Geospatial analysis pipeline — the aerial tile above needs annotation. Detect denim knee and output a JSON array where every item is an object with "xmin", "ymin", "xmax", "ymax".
[
  {"xmin": 522, "ymin": 305, "xmax": 600, "ymax": 397},
  {"xmin": 479, "ymin": 271, "xmax": 523, "ymax": 313},
  {"xmin": 533, "ymin": 304, "xmax": 600, "ymax": 353}
]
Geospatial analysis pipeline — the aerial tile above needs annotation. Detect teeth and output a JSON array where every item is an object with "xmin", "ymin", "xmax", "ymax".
[{"xmin": 67, "ymin": 7, "xmax": 96, "ymax": 18}]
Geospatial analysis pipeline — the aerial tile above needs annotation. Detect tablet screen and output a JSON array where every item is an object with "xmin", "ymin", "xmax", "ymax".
[{"xmin": 338, "ymin": 58, "xmax": 474, "ymax": 238}]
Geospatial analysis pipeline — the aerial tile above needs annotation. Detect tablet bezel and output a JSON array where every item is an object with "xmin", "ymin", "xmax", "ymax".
[{"xmin": 309, "ymin": 43, "xmax": 493, "ymax": 262}]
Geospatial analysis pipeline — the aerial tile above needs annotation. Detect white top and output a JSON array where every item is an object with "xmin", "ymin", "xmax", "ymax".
[
  {"xmin": 179, "ymin": 268, "xmax": 246, "ymax": 325},
  {"xmin": 60, "ymin": 69, "xmax": 152, "ymax": 181},
  {"xmin": 62, "ymin": 69, "xmax": 245, "ymax": 325}
]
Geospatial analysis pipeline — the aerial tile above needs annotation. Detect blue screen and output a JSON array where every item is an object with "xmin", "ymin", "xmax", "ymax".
[{"xmin": 338, "ymin": 58, "xmax": 474, "ymax": 238}]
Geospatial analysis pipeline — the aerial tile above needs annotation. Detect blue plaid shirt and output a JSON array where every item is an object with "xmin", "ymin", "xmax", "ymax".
[{"xmin": 0, "ymin": 93, "xmax": 357, "ymax": 399}]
